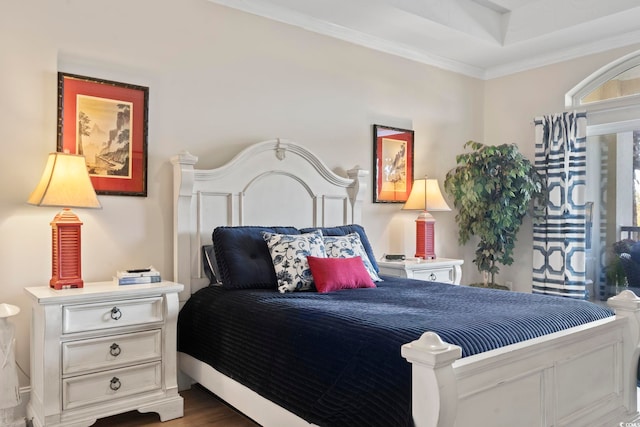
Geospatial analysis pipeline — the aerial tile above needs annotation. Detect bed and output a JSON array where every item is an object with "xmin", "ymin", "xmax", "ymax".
[{"xmin": 172, "ymin": 139, "xmax": 640, "ymax": 426}]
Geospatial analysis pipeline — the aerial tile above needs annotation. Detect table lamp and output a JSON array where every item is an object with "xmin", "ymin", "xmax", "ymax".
[
  {"xmin": 402, "ymin": 178, "xmax": 451, "ymax": 259},
  {"xmin": 27, "ymin": 152, "xmax": 101, "ymax": 289}
]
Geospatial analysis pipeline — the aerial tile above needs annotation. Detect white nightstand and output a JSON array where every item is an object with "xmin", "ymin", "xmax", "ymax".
[
  {"xmin": 24, "ymin": 281, "xmax": 184, "ymax": 427},
  {"xmin": 378, "ymin": 258, "xmax": 464, "ymax": 285}
]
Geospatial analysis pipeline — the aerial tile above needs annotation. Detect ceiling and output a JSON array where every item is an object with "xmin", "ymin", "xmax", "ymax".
[{"xmin": 207, "ymin": 0, "xmax": 640, "ymax": 79}]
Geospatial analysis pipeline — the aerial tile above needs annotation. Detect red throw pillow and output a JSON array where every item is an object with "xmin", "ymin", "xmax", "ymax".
[{"xmin": 307, "ymin": 256, "xmax": 376, "ymax": 293}]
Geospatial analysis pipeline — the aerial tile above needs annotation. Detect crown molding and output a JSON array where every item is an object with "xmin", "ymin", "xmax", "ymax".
[
  {"xmin": 207, "ymin": 0, "xmax": 485, "ymax": 79},
  {"xmin": 484, "ymin": 29, "xmax": 640, "ymax": 80},
  {"xmin": 208, "ymin": 0, "xmax": 640, "ymax": 81}
]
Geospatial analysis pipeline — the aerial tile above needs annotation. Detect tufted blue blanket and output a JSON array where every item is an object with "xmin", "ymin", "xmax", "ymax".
[{"xmin": 177, "ymin": 277, "xmax": 613, "ymax": 427}]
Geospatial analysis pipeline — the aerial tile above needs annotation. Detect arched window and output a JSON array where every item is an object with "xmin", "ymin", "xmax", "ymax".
[
  {"xmin": 567, "ymin": 50, "xmax": 640, "ymax": 109},
  {"xmin": 565, "ymin": 49, "xmax": 640, "ymax": 299}
]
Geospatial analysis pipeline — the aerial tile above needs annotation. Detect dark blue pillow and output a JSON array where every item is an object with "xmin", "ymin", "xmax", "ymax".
[
  {"xmin": 213, "ymin": 226, "xmax": 301, "ymax": 289},
  {"xmin": 299, "ymin": 224, "xmax": 379, "ymax": 273}
]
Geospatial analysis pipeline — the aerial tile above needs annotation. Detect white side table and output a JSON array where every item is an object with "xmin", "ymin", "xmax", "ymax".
[
  {"xmin": 378, "ymin": 258, "xmax": 463, "ymax": 285},
  {"xmin": 25, "ymin": 281, "xmax": 184, "ymax": 427}
]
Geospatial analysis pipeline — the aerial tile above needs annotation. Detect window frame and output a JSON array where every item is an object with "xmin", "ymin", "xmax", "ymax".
[{"xmin": 566, "ymin": 49, "xmax": 640, "ymax": 116}]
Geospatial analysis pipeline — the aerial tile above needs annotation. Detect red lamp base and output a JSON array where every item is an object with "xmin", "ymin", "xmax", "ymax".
[
  {"xmin": 50, "ymin": 208, "xmax": 84, "ymax": 289},
  {"xmin": 415, "ymin": 213, "xmax": 436, "ymax": 260}
]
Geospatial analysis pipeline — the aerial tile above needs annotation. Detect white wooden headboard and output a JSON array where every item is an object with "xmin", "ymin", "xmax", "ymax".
[{"xmin": 171, "ymin": 139, "xmax": 368, "ymax": 301}]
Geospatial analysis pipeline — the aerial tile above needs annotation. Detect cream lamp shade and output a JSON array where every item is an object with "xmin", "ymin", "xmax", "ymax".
[
  {"xmin": 27, "ymin": 152, "xmax": 101, "ymax": 208},
  {"xmin": 28, "ymin": 152, "xmax": 100, "ymax": 289},
  {"xmin": 402, "ymin": 178, "xmax": 450, "ymax": 260},
  {"xmin": 402, "ymin": 178, "xmax": 451, "ymax": 212}
]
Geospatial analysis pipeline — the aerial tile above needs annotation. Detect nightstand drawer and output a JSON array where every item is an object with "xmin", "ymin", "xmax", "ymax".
[
  {"xmin": 62, "ymin": 329, "xmax": 162, "ymax": 375},
  {"xmin": 377, "ymin": 258, "xmax": 463, "ymax": 285},
  {"xmin": 62, "ymin": 361, "xmax": 162, "ymax": 410},
  {"xmin": 378, "ymin": 266, "xmax": 405, "ymax": 278},
  {"xmin": 62, "ymin": 297, "xmax": 163, "ymax": 334},
  {"xmin": 412, "ymin": 268, "xmax": 453, "ymax": 282}
]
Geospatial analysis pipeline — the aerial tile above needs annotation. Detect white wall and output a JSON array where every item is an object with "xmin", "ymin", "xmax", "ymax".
[
  {"xmin": 0, "ymin": 0, "xmax": 483, "ymax": 381},
  {"xmin": 2, "ymin": 0, "xmax": 639, "ymax": 384}
]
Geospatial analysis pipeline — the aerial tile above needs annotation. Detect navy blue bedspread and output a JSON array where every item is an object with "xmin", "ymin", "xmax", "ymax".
[{"xmin": 177, "ymin": 278, "xmax": 613, "ymax": 427}]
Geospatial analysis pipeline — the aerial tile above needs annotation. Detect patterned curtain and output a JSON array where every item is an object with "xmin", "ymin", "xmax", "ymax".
[{"xmin": 533, "ymin": 112, "xmax": 588, "ymax": 298}]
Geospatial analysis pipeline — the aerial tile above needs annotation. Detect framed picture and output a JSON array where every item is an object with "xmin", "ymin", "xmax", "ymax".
[
  {"xmin": 373, "ymin": 124, "xmax": 414, "ymax": 203},
  {"xmin": 57, "ymin": 72, "xmax": 149, "ymax": 196}
]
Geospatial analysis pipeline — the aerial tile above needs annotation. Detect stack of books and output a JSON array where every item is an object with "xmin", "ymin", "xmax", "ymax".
[{"xmin": 115, "ymin": 267, "xmax": 161, "ymax": 285}]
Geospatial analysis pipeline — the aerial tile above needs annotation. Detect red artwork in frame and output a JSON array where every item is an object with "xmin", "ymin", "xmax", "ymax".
[
  {"xmin": 57, "ymin": 72, "xmax": 149, "ymax": 196},
  {"xmin": 373, "ymin": 124, "xmax": 414, "ymax": 203}
]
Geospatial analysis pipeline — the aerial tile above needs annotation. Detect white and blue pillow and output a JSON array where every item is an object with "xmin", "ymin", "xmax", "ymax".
[
  {"xmin": 262, "ymin": 231, "xmax": 326, "ymax": 293},
  {"xmin": 300, "ymin": 224, "xmax": 380, "ymax": 274},
  {"xmin": 322, "ymin": 233, "xmax": 382, "ymax": 282}
]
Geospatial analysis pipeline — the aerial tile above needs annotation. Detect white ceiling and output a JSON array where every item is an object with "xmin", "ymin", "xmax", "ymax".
[{"xmin": 208, "ymin": 0, "xmax": 640, "ymax": 79}]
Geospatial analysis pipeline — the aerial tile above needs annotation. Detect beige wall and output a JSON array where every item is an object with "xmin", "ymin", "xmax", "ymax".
[
  {"xmin": 1, "ymin": 0, "xmax": 483, "ymax": 380},
  {"xmin": 1, "ymin": 0, "xmax": 639, "ymax": 382}
]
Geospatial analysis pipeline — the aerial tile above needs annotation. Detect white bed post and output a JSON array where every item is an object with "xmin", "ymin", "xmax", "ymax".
[
  {"xmin": 401, "ymin": 332, "xmax": 462, "ymax": 427},
  {"xmin": 347, "ymin": 167, "xmax": 367, "ymax": 225},
  {"xmin": 608, "ymin": 290, "xmax": 640, "ymax": 418},
  {"xmin": 171, "ymin": 151, "xmax": 198, "ymax": 301}
]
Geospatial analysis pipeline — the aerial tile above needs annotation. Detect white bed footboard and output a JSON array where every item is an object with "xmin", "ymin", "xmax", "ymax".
[{"xmin": 402, "ymin": 290, "xmax": 640, "ymax": 427}]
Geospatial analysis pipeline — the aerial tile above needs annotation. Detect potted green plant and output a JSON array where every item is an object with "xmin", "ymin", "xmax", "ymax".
[{"xmin": 444, "ymin": 141, "xmax": 543, "ymax": 287}]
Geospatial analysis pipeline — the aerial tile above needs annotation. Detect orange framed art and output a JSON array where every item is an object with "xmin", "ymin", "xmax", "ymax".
[
  {"xmin": 57, "ymin": 72, "xmax": 149, "ymax": 196},
  {"xmin": 373, "ymin": 124, "xmax": 414, "ymax": 203}
]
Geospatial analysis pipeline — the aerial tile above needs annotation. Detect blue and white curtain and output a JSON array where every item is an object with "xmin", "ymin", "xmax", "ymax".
[{"xmin": 533, "ymin": 112, "xmax": 588, "ymax": 298}]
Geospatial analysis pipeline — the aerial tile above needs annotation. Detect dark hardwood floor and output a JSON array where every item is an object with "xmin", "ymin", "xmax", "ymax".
[{"xmin": 92, "ymin": 384, "xmax": 259, "ymax": 427}]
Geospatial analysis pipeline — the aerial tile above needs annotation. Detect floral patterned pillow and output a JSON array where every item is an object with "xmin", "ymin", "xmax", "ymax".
[
  {"xmin": 262, "ymin": 230, "xmax": 326, "ymax": 293},
  {"xmin": 323, "ymin": 233, "xmax": 382, "ymax": 282}
]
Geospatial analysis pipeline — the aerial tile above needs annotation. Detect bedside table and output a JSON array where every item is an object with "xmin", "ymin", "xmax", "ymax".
[
  {"xmin": 24, "ymin": 281, "xmax": 184, "ymax": 427},
  {"xmin": 378, "ymin": 258, "xmax": 464, "ymax": 284}
]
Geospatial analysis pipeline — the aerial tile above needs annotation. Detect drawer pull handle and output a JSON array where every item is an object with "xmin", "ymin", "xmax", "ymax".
[
  {"xmin": 429, "ymin": 273, "xmax": 437, "ymax": 281},
  {"xmin": 109, "ymin": 343, "xmax": 121, "ymax": 357},
  {"xmin": 110, "ymin": 307, "xmax": 122, "ymax": 320},
  {"xmin": 110, "ymin": 377, "xmax": 121, "ymax": 391}
]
